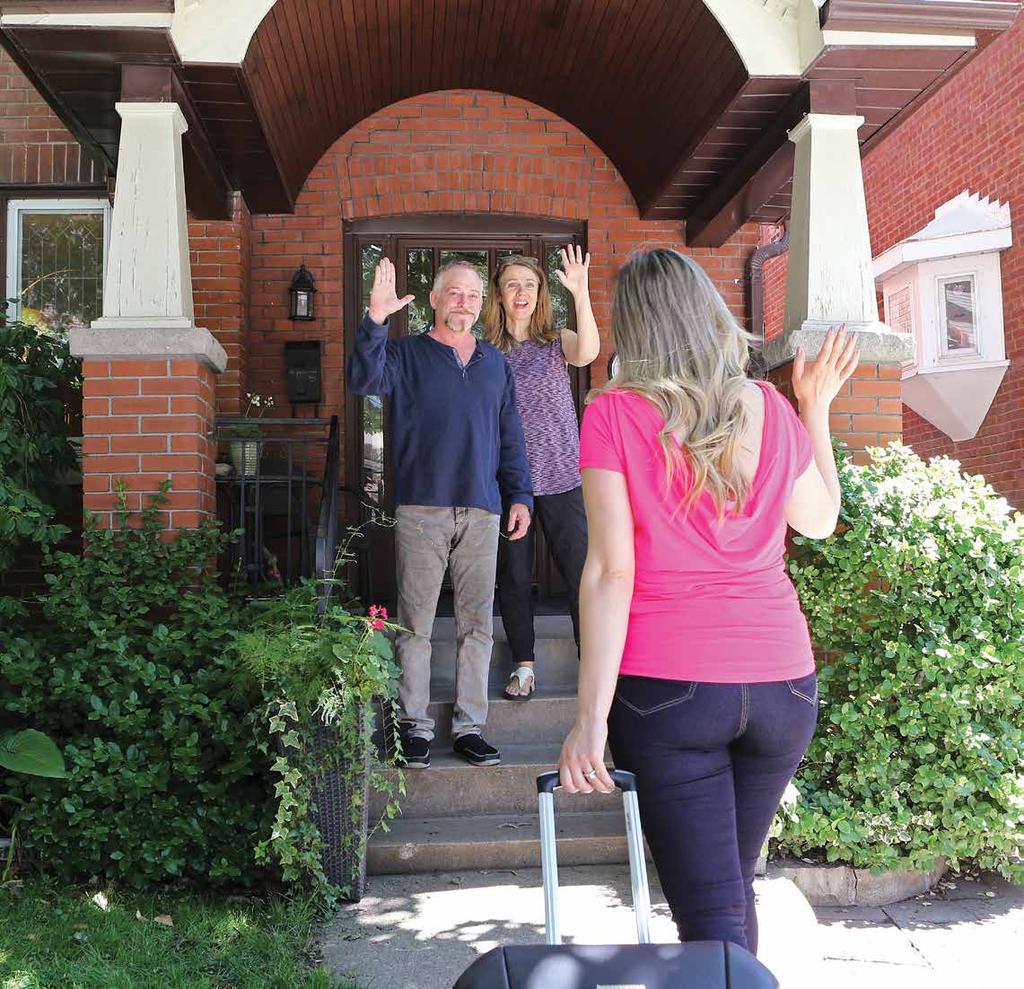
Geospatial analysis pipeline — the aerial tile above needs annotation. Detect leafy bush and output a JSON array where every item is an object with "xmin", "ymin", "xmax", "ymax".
[
  {"xmin": 0, "ymin": 319, "xmax": 78, "ymax": 577},
  {"xmin": 0, "ymin": 487, "xmax": 273, "ymax": 886},
  {"xmin": 777, "ymin": 445, "xmax": 1024, "ymax": 880},
  {"xmin": 239, "ymin": 580, "xmax": 403, "ymax": 909}
]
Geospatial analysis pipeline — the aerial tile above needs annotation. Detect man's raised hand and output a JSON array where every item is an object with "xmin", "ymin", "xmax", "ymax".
[{"xmin": 367, "ymin": 257, "xmax": 415, "ymax": 325}]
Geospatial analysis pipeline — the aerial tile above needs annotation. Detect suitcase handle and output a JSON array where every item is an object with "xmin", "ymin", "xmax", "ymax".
[
  {"xmin": 537, "ymin": 768, "xmax": 652, "ymax": 946},
  {"xmin": 536, "ymin": 768, "xmax": 637, "ymax": 794}
]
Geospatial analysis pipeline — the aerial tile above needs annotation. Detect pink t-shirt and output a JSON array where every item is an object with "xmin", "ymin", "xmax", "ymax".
[{"xmin": 578, "ymin": 382, "xmax": 815, "ymax": 683}]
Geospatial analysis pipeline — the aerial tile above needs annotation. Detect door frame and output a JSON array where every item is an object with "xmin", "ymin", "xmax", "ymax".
[{"xmin": 343, "ymin": 213, "xmax": 588, "ymax": 603}]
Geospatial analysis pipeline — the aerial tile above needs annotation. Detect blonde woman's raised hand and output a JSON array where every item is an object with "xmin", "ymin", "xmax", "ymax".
[
  {"xmin": 792, "ymin": 326, "xmax": 860, "ymax": 414},
  {"xmin": 553, "ymin": 243, "xmax": 591, "ymax": 299},
  {"xmin": 367, "ymin": 257, "xmax": 415, "ymax": 325}
]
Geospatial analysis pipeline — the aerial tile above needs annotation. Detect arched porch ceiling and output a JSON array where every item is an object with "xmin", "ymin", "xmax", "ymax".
[
  {"xmin": 234, "ymin": 0, "xmax": 753, "ymax": 219},
  {"xmin": 0, "ymin": 0, "xmax": 1020, "ymax": 241}
]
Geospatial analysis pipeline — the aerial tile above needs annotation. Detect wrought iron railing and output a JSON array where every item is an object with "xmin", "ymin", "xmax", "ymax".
[{"xmin": 214, "ymin": 416, "xmax": 341, "ymax": 596}]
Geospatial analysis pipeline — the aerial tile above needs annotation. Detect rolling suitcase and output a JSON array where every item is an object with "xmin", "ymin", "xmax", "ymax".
[{"xmin": 454, "ymin": 769, "xmax": 778, "ymax": 988}]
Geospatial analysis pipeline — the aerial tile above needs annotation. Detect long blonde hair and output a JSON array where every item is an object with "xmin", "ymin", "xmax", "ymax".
[
  {"xmin": 482, "ymin": 255, "xmax": 558, "ymax": 354},
  {"xmin": 598, "ymin": 249, "xmax": 759, "ymax": 518}
]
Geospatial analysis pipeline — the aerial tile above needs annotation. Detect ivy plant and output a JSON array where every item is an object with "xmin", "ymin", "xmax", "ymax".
[
  {"xmin": 775, "ymin": 445, "xmax": 1024, "ymax": 881},
  {"xmin": 239, "ymin": 577, "xmax": 405, "ymax": 911}
]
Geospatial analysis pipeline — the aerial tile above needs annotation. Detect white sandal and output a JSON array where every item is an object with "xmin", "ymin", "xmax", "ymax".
[{"xmin": 504, "ymin": 665, "xmax": 536, "ymax": 701}]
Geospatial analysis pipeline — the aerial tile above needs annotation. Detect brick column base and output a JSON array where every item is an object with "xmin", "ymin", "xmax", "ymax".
[
  {"xmin": 767, "ymin": 361, "xmax": 903, "ymax": 465},
  {"xmin": 81, "ymin": 358, "xmax": 217, "ymax": 530}
]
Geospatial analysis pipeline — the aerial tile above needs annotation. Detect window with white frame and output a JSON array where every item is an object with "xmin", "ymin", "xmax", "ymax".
[
  {"xmin": 6, "ymin": 199, "xmax": 110, "ymax": 336},
  {"xmin": 936, "ymin": 274, "xmax": 978, "ymax": 358},
  {"xmin": 873, "ymin": 190, "xmax": 1012, "ymax": 441}
]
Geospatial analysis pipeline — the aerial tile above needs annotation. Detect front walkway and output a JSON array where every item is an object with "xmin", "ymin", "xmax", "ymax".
[{"xmin": 320, "ymin": 866, "xmax": 1021, "ymax": 988}]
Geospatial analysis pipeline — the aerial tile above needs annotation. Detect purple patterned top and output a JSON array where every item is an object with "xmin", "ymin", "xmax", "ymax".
[{"xmin": 505, "ymin": 337, "xmax": 581, "ymax": 496}]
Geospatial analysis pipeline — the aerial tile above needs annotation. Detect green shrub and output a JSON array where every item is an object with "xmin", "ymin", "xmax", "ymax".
[
  {"xmin": 0, "ymin": 318, "xmax": 77, "ymax": 584},
  {"xmin": 0, "ymin": 487, "xmax": 273, "ymax": 886},
  {"xmin": 777, "ymin": 445, "xmax": 1024, "ymax": 880}
]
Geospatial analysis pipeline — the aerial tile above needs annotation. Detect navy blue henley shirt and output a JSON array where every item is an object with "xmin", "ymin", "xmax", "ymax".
[{"xmin": 347, "ymin": 314, "xmax": 533, "ymax": 515}]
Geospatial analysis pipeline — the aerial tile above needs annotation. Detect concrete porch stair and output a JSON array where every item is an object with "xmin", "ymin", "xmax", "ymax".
[{"xmin": 367, "ymin": 612, "xmax": 637, "ymax": 876}]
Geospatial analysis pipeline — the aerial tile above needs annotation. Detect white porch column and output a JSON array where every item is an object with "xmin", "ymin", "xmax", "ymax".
[
  {"xmin": 68, "ymin": 101, "xmax": 226, "ymax": 533},
  {"xmin": 70, "ymin": 99, "xmax": 225, "ymax": 367},
  {"xmin": 765, "ymin": 111, "xmax": 913, "ymax": 369},
  {"xmin": 92, "ymin": 102, "xmax": 195, "ymax": 332}
]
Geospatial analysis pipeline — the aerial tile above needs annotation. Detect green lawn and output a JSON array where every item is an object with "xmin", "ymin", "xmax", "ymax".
[{"xmin": 0, "ymin": 881, "xmax": 359, "ymax": 989}]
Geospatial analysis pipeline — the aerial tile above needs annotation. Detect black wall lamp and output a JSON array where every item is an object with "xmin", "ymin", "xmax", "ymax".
[{"xmin": 289, "ymin": 263, "xmax": 317, "ymax": 321}]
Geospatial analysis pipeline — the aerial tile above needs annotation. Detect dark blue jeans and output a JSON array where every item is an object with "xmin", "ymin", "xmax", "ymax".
[{"xmin": 608, "ymin": 672, "xmax": 818, "ymax": 953}]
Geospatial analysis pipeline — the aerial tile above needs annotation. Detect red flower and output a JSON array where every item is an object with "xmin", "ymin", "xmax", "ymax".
[
  {"xmin": 368, "ymin": 604, "xmax": 388, "ymax": 620},
  {"xmin": 369, "ymin": 618, "xmax": 385, "ymax": 631}
]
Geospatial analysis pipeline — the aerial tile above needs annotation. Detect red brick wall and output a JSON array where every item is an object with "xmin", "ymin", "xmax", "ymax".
[
  {"xmin": 80, "ymin": 358, "xmax": 217, "ymax": 530},
  {"xmin": 190, "ymin": 193, "xmax": 251, "ymax": 415},
  {"xmin": 243, "ymin": 91, "xmax": 761, "ymax": 444},
  {"xmin": 861, "ymin": 15, "xmax": 1024, "ymax": 505},
  {"xmin": 0, "ymin": 47, "xmax": 103, "ymax": 184}
]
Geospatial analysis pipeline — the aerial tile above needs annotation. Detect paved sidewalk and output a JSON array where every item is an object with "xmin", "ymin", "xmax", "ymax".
[
  {"xmin": 320, "ymin": 866, "xmax": 1022, "ymax": 988},
  {"xmin": 814, "ymin": 872, "xmax": 1023, "ymax": 988}
]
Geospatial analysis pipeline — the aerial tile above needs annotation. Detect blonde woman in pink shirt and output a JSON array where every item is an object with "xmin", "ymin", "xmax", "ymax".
[{"xmin": 558, "ymin": 249, "xmax": 858, "ymax": 953}]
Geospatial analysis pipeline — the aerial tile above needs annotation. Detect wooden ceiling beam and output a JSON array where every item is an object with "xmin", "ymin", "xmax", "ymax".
[
  {"xmin": 121, "ymin": 63, "xmax": 233, "ymax": 220},
  {"xmin": 820, "ymin": 0, "xmax": 1021, "ymax": 32},
  {"xmin": 685, "ymin": 79, "xmax": 857, "ymax": 248}
]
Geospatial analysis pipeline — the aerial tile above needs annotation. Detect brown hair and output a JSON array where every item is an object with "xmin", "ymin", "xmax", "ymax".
[{"xmin": 482, "ymin": 255, "xmax": 558, "ymax": 354}]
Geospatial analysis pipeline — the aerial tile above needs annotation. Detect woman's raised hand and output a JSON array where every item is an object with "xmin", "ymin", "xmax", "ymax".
[
  {"xmin": 367, "ymin": 257, "xmax": 415, "ymax": 325},
  {"xmin": 792, "ymin": 326, "xmax": 860, "ymax": 414},
  {"xmin": 554, "ymin": 243, "xmax": 591, "ymax": 299}
]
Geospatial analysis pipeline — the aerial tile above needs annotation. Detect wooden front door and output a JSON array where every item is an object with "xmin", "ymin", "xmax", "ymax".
[{"xmin": 343, "ymin": 214, "xmax": 588, "ymax": 605}]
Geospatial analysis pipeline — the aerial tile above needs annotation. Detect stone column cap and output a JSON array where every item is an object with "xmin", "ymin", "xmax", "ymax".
[
  {"xmin": 69, "ymin": 324, "xmax": 227, "ymax": 373},
  {"xmin": 762, "ymin": 321, "xmax": 915, "ymax": 371}
]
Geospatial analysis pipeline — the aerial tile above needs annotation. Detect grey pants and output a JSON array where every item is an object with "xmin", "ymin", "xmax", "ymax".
[{"xmin": 395, "ymin": 505, "xmax": 500, "ymax": 741}]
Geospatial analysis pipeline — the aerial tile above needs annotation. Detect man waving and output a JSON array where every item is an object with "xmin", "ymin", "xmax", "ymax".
[{"xmin": 348, "ymin": 257, "xmax": 532, "ymax": 769}]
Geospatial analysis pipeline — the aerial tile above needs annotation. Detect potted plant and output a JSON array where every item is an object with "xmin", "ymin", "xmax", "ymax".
[
  {"xmin": 238, "ymin": 579, "xmax": 404, "ymax": 907},
  {"xmin": 223, "ymin": 392, "xmax": 275, "ymax": 477}
]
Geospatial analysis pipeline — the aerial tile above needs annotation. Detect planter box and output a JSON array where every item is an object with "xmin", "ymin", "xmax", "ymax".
[{"xmin": 769, "ymin": 856, "xmax": 947, "ymax": 907}]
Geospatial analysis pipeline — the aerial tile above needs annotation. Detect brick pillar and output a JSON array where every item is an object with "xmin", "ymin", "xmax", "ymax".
[
  {"xmin": 70, "ymin": 102, "xmax": 227, "ymax": 532},
  {"xmin": 768, "ymin": 361, "xmax": 903, "ymax": 466},
  {"xmin": 80, "ymin": 358, "xmax": 217, "ymax": 529}
]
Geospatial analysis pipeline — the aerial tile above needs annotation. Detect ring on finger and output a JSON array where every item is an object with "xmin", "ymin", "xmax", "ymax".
[{"xmin": 584, "ymin": 768, "xmax": 598, "ymax": 781}]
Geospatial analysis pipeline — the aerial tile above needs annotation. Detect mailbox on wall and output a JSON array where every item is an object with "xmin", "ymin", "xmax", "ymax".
[{"xmin": 284, "ymin": 341, "xmax": 322, "ymax": 405}]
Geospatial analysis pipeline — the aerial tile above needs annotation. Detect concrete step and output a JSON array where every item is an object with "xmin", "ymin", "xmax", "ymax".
[
  {"xmin": 370, "ymin": 741, "xmax": 610, "ymax": 819},
  {"xmin": 425, "ymin": 687, "xmax": 578, "ymax": 745},
  {"xmin": 430, "ymin": 614, "xmax": 574, "ymax": 642},
  {"xmin": 367, "ymin": 809, "xmax": 631, "ymax": 874}
]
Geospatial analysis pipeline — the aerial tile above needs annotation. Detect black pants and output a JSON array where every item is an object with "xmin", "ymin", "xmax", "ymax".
[
  {"xmin": 608, "ymin": 673, "xmax": 818, "ymax": 953},
  {"xmin": 496, "ymin": 486, "xmax": 587, "ymax": 662}
]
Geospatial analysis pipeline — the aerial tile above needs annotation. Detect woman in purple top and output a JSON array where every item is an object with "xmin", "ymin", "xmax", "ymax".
[{"xmin": 483, "ymin": 248, "xmax": 601, "ymax": 699}]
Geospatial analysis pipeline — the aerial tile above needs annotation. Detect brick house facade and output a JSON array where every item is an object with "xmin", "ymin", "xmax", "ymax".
[
  {"xmin": 1, "ymin": 3, "xmax": 1019, "ymax": 554},
  {"xmin": 761, "ymin": 16, "xmax": 1024, "ymax": 506}
]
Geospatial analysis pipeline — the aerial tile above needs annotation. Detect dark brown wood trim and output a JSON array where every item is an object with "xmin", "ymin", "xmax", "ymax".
[
  {"xmin": 345, "ymin": 214, "xmax": 585, "ymax": 237},
  {"xmin": 119, "ymin": 64, "xmax": 233, "ymax": 220},
  {"xmin": 0, "ymin": 31, "xmax": 113, "ymax": 177},
  {"xmin": 821, "ymin": 0, "xmax": 1021, "ymax": 31},
  {"xmin": 686, "ymin": 79, "xmax": 857, "ymax": 248},
  {"xmin": 858, "ymin": 42, "xmax": 987, "ymax": 158},
  {"xmin": 0, "ymin": 1, "xmax": 172, "ymax": 10}
]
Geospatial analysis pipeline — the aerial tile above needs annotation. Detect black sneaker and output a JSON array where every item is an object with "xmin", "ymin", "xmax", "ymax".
[
  {"xmin": 453, "ymin": 733, "xmax": 501, "ymax": 767},
  {"xmin": 399, "ymin": 735, "xmax": 430, "ymax": 769}
]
